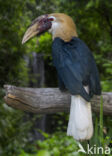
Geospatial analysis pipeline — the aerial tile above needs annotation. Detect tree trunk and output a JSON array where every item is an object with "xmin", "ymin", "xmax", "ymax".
[
  {"xmin": 28, "ymin": 52, "xmax": 45, "ymax": 87},
  {"xmin": 27, "ymin": 52, "xmax": 46, "ymax": 140}
]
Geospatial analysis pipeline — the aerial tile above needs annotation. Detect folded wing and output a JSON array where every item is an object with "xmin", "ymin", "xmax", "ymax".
[{"xmin": 52, "ymin": 37, "xmax": 101, "ymax": 101}]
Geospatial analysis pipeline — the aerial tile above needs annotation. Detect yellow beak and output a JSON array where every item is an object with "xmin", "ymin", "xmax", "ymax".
[{"xmin": 22, "ymin": 14, "xmax": 52, "ymax": 44}]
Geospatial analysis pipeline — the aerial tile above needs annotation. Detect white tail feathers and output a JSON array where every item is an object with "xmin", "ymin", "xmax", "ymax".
[{"xmin": 67, "ymin": 87, "xmax": 93, "ymax": 141}]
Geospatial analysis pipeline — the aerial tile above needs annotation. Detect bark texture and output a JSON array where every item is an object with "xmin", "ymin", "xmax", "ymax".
[{"xmin": 4, "ymin": 85, "xmax": 112, "ymax": 115}]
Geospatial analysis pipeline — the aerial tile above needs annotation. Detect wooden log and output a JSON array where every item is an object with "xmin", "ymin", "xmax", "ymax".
[{"xmin": 4, "ymin": 85, "xmax": 112, "ymax": 115}]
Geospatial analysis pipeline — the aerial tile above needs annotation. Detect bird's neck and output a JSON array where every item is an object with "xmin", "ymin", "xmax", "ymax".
[{"xmin": 51, "ymin": 23, "xmax": 78, "ymax": 42}]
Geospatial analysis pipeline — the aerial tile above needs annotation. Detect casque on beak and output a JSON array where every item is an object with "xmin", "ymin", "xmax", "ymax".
[{"xmin": 22, "ymin": 14, "xmax": 53, "ymax": 44}]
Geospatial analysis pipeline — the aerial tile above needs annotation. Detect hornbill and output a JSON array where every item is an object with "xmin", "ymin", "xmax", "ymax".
[{"xmin": 22, "ymin": 13, "xmax": 101, "ymax": 141}]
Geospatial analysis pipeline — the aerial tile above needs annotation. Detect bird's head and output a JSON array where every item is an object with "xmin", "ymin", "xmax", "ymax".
[{"xmin": 22, "ymin": 13, "xmax": 78, "ymax": 44}]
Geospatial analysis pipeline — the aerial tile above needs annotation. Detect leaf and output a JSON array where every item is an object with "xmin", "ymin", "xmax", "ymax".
[
  {"xmin": 36, "ymin": 150, "xmax": 50, "ymax": 156},
  {"xmin": 86, "ymin": 0, "xmax": 94, "ymax": 9},
  {"xmin": 19, "ymin": 150, "xmax": 30, "ymax": 156}
]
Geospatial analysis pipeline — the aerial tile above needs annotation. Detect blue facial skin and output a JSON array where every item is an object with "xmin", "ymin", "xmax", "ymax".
[{"xmin": 52, "ymin": 37, "xmax": 101, "ymax": 102}]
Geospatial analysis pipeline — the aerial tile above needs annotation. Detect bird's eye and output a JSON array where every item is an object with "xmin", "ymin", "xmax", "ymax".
[
  {"xmin": 48, "ymin": 18, "xmax": 54, "ymax": 21},
  {"xmin": 48, "ymin": 16, "xmax": 55, "ymax": 22}
]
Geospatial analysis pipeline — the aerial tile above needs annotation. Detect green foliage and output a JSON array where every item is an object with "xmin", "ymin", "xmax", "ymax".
[
  {"xmin": 0, "ymin": 0, "xmax": 36, "ymax": 87},
  {"xmin": 37, "ymin": 150, "xmax": 50, "ymax": 156},
  {"xmin": 36, "ymin": 132, "xmax": 80, "ymax": 156},
  {"xmin": 36, "ymin": 33, "xmax": 52, "ymax": 60},
  {"xmin": 0, "ymin": 89, "xmax": 35, "ymax": 156},
  {"xmin": 89, "ymin": 97, "xmax": 112, "ymax": 155},
  {"xmin": 101, "ymin": 80, "xmax": 112, "ymax": 92},
  {"xmin": 19, "ymin": 132, "xmax": 85, "ymax": 156},
  {"xmin": 19, "ymin": 101, "xmax": 112, "ymax": 155},
  {"xmin": 0, "ymin": 1, "xmax": 36, "ymax": 155}
]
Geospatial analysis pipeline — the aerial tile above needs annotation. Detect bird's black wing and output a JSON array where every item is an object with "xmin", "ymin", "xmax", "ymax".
[{"xmin": 52, "ymin": 37, "xmax": 101, "ymax": 101}]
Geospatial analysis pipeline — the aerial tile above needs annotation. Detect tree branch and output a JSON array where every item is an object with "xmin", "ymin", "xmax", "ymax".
[{"xmin": 4, "ymin": 85, "xmax": 112, "ymax": 115}]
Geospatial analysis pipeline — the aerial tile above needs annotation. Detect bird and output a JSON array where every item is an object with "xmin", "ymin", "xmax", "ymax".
[{"xmin": 22, "ymin": 13, "xmax": 101, "ymax": 141}]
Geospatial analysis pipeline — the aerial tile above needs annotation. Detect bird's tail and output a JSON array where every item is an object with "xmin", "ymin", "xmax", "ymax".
[{"xmin": 67, "ymin": 94, "xmax": 93, "ymax": 141}]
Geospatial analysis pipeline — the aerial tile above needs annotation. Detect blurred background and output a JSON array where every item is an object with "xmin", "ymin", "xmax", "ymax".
[{"xmin": 0, "ymin": 0, "xmax": 112, "ymax": 155}]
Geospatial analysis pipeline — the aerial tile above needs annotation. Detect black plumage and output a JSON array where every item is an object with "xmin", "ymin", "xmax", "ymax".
[{"xmin": 52, "ymin": 37, "xmax": 101, "ymax": 102}]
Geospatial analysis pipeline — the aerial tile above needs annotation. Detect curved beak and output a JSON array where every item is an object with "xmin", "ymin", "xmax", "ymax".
[{"xmin": 22, "ymin": 14, "xmax": 52, "ymax": 44}]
